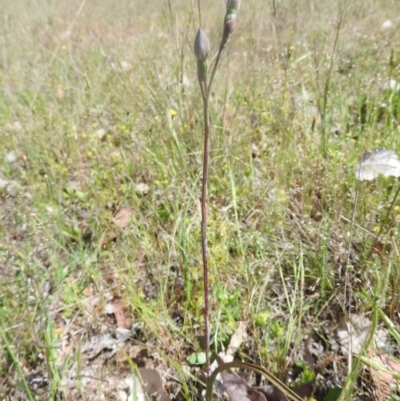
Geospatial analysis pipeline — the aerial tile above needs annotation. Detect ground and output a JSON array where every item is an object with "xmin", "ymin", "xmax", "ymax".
[{"xmin": 1, "ymin": 0, "xmax": 400, "ymax": 400}]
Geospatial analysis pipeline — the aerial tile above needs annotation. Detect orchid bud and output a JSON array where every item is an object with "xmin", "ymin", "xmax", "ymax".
[
  {"xmin": 226, "ymin": 0, "xmax": 241, "ymax": 13},
  {"xmin": 194, "ymin": 28, "xmax": 210, "ymax": 84},
  {"xmin": 221, "ymin": 12, "xmax": 237, "ymax": 47},
  {"xmin": 194, "ymin": 28, "xmax": 210, "ymax": 62}
]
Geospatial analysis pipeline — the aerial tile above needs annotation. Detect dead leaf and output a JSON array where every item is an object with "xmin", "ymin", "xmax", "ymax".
[
  {"xmin": 227, "ymin": 321, "xmax": 248, "ymax": 356},
  {"xmin": 81, "ymin": 327, "xmax": 133, "ymax": 360},
  {"xmin": 356, "ymin": 149, "xmax": 400, "ymax": 180},
  {"xmin": 209, "ymin": 322, "xmax": 247, "ymax": 395},
  {"xmin": 114, "ymin": 207, "xmax": 134, "ymax": 228},
  {"xmin": 365, "ymin": 351, "xmax": 400, "ymax": 398},
  {"xmin": 105, "ymin": 272, "xmax": 119, "ymax": 283},
  {"xmin": 257, "ymin": 386, "xmax": 290, "ymax": 401},
  {"xmin": 82, "ymin": 287, "xmax": 93, "ymax": 297},
  {"xmin": 117, "ymin": 375, "xmax": 145, "ymax": 401},
  {"xmin": 137, "ymin": 368, "xmax": 169, "ymax": 401},
  {"xmin": 215, "ymin": 355, "xmax": 268, "ymax": 401},
  {"xmin": 113, "ymin": 297, "xmax": 130, "ymax": 329},
  {"xmin": 210, "ymin": 352, "xmax": 234, "ymax": 396},
  {"xmin": 81, "ymin": 332, "xmax": 119, "ymax": 359},
  {"xmin": 331, "ymin": 315, "xmax": 388, "ymax": 356}
]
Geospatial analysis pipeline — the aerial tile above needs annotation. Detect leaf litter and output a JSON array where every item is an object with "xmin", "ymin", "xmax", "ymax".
[{"xmin": 356, "ymin": 149, "xmax": 400, "ymax": 181}]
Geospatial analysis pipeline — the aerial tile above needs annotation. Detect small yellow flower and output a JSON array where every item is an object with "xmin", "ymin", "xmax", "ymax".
[
  {"xmin": 61, "ymin": 45, "xmax": 67, "ymax": 51},
  {"xmin": 170, "ymin": 109, "xmax": 178, "ymax": 117},
  {"xmin": 227, "ymin": 321, "xmax": 235, "ymax": 329}
]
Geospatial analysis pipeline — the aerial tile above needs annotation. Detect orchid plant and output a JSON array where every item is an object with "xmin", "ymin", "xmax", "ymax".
[
  {"xmin": 193, "ymin": 0, "xmax": 241, "ymax": 374},
  {"xmin": 192, "ymin": 2, "xmax": 318, "ymax": 400}
]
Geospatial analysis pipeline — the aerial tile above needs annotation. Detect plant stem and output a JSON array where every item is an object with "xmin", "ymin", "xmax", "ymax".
[
  {"xmin": 201, "ymin": 86, "xmax": 211, "ymax": 373},
  {"xmin": 200, "ymin": 43, "xmax": 226, "ymax": 375}
]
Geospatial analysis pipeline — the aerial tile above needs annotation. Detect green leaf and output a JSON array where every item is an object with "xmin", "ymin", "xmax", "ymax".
[
  {"xmin": 324, "ymin": 387, "xmax": 342, "ymax": 401},
  {"xmin": 187, "ymin": 352, "xmax": 206, "ymax": 366}
]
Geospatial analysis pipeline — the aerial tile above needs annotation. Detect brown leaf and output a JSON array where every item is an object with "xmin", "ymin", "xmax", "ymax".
[
  {"xmin": 105, "ymin": 272, "xmax": 119, "ymax": 283},
  {"xmin": 366, "ymin": 351, "xmax": 400, "ymax": 398},
  {"xmin": 114, "ymin": 207, "xmax": 134, "ymax": 228},
  {"xmin": 220, "ymin": 369, "xmax": 267, "ymax": 401},
  {"xmin": 112, "ymin": 297, "xmax": 130, "ymax": 329},
  {"xmin": 138, "ymin": 368, "xmax": 169, "ymax": 401},
  {"xmin": 215, "ymin": 355, "xmax": 267, "ymax": 401}
]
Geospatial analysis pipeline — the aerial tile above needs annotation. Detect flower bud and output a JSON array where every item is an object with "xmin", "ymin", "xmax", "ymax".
[
  {"xmin": 197, "ymin": 59, "xmax": 208, "ymax": 84},
  {"xmin": 226, "ymin": 0, "xmax": 241, "ymax": 13},
  {"xmin": 194, "ymin": 28, "xmax": 210, "ymax": 62},
  {"xmin": 221, "ymin": 12, "xmax": 236, "ymax": 47}
]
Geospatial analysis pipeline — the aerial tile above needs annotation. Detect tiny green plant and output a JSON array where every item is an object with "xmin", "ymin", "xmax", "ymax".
[{"xmin": 193, "ymin": 0, "xmax": 241, "ymax": 374}]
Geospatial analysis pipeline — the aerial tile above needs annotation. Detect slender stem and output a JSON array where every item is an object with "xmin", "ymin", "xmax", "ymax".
[
  {"xmin": 201, "ymin": 90, "xmax": 211, "ymax": 373},
  {"xmin": 198, "ymin": 16, "xmax": 230, "ymax": 378},
  {"xmin": 198, "ymin": 40, "xmax": 225, "ymax": 377}
]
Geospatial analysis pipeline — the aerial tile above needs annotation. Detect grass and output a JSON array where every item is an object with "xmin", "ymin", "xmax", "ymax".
[{"xmin": 1, "ymin": 0, "xmax": 400, "ymax": 399}]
